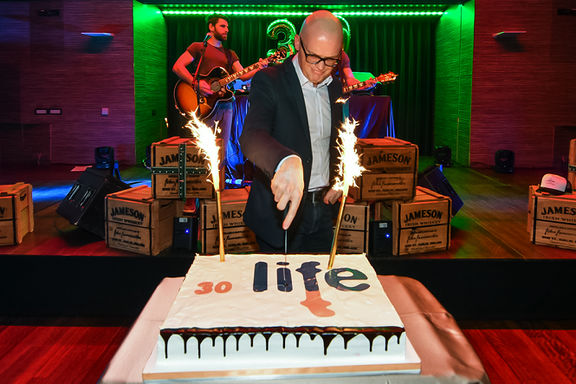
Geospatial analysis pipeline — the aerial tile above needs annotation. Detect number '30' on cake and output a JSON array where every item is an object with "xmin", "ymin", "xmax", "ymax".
[{"xmin": 143, "ymin": 254, "xmax": 420, "ymax": 381}]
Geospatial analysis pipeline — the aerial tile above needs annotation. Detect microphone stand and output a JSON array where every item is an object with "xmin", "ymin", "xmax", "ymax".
[{"xmin": 192, "ymin": 36, "xmax": 210, "ymax": 115}]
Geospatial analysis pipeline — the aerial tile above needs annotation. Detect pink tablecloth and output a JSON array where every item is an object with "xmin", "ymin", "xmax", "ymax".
[{"xmin": 99, "ymin": 276, "xmax": 489, "ymax": 384}]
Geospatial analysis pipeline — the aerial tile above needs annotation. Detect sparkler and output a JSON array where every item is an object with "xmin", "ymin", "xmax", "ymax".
[
  {"xmin": 328, "ymin": 118, "xmax": 365, "ymax": 269},
  {"xmin": 185, "ymin": 112, "xmax": 225, "ymax": 262}
]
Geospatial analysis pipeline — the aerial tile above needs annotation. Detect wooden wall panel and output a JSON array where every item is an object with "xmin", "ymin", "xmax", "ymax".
[
  {"xmin": 133, "ymin": 1, "xmax": 167, "ymax": 164},
  {"xmin": 435, "ymin": 2, "xmax": 475, "ymax": 166},
  {"xmin": 0, "ymin": 0, "xmax": 135, "ymax": 165},
  {"xmin": 0, "ymin": 2, "xmax": 30, "ymax": 125},
  {"xmin": 471, "ymin": 0, "xmax": 576, "ymax": 168}
]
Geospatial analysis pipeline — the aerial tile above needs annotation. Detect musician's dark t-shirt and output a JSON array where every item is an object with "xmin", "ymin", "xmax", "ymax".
[
  {"xmin": 186, "ymin": 42, "xmax": 239, "ymax": 77},
  {"xmin": 332, "ymin": 51, "xmax": 351, "ymax": 86}
]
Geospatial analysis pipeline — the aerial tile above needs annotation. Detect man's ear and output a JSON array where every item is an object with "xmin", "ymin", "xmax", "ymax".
[{"xmin": 294, "ymin": 34, "xmax": 301, "ymax": 51}]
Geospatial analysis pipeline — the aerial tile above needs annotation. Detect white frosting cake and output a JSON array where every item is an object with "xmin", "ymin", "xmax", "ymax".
[{"xmin": 144, "ymin": 254, "xmax": 420, "ymax": 381}]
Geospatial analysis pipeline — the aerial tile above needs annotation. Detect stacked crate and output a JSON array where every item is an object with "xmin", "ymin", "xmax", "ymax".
[
  {"xmin": 104, "ymin": 136, "xmax": 258, "ymax": 255},
  {"xmin": 375, "ymin": 186, "xmax": 452, "ymax": 256},
  {"xmin": 528, "ymin": 185, "xmax": 576, "ymax": 251},
  {"xmin": 351, "ymin": 137, "xmax": 418, "ymax": 201},
  {"xmin": 104, "ymin": 136, "xmax": 223, "ymax": 255},
  {"xmin": 105, "ymin": 185, "xmax": 180, "ymax": 256},
  {"xmin": 0, "ymin": 183, "xmax": 34, "ymax": 246},
  {"xmin": 343, "ymin": 137, "xmax": 453, "ymax": 256},
  {"xmin": 150, "ymin": 136, "xmax": 223, "ymax": 200},
  {"xmin": 336, "ymin": 201, "xmax": 370, "ymax": 254},
  {"xmin": 199, "ymin": 187, "xmax": 258, "ymax": 254}
]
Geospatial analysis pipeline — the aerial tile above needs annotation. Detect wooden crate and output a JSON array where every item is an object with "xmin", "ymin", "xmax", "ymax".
[
  {"xmin": 151, "ymin": 136, "xmax": 224, "ymax": 199},
  {"xmin": 336, "ymin": 201, "xmax": 369, "ymax": 254},
  {"xmin": 376, "ymin": 186, "xmax": 451, "ymax": 256},
  {"xmin": 200, "ymin": 187, "xmax": 257, "ymax": 254},
  {"xmin": 0, "ymin": 183, "xmax": 34, "ymax": 246},
  {"xmin": 528, "ymin": 185, "xmax": 576, "ymax": 251},
  {"xmin": 105, "ymin": 185, "xmax": 180, "ymax": 256},
  {"xmin": 350, "ymin": 137, "xmax": 418, "ymax": 201}
]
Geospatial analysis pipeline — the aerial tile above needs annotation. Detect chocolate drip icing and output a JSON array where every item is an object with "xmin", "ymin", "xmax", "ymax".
[
  {"xmin": 263, "ymin": 332, "xmax": 272, "ymax": 351},
  {"xmin": 233, "ymin": 333, "xmax": 241, "ymax": 351},
  {"xmin": 294, "ymin": 332, "xmax": 303, "ymax": 348},
  {"xmin": 162, "ymin": 326, "xmax": 405, "ymax": 359},
  {"xmin": 195, "ymin": 334, "xmax": 210, "ymax": 358},
  {"xmin": 160, "ymin": 332, "xmax": 171, "ymax": 359},
  {"xmin": 341, "ymin": 332, "xmax": 357, "ymax": 349},
  {"xmin": 222, "ymin": 334, "xmax": 229, "ymax": 357},
  {"xmin": 320, "ymin": 333, "xmax": 338, "ymax": 355},
  {"xmin": 181, "ymin": 333, "xmax": 193, "ymax": 354},
  {"xmin": 364, "ymin": 333, "xmax": 377, "ymax": 352}
]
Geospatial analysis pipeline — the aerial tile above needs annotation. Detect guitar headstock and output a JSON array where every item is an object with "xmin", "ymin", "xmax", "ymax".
[
  {"xmin": 375, "ymin": 71, "xmax": 398, "ymax": 84},
  {"xmin": 267, "ymin": 47, "xmax": 289, "ymax": 64}
]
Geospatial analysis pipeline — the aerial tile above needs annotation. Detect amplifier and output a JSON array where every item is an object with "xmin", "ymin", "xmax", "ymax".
[
  {"xmin": 369, "ymin": 220, "xmax": 393, "ymax": 257},
  {"xmin": 173, "ymin": 216, "xmax": 197, "ymax": 251}
]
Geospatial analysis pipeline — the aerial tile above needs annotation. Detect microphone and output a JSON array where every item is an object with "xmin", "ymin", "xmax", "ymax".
[{"xmin": 202, "ymin": 33, "xmax": 212, "ymax": 46}]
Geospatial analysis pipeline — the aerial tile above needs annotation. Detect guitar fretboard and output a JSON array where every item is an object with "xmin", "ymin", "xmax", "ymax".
[
  {"xmin": 219, "ymin": 62, "xmax": 262, "ymax": 86},
  {"xmin": 218, "ymin": 50, "xmax": 285, "ymax": 87},
  {"xmin": 342, "ymin": 72, "xmax": 398, "ymax": 94},
  {"xmin": 343, "ymin": 79, "xmax": 374, "ymax": 94}
]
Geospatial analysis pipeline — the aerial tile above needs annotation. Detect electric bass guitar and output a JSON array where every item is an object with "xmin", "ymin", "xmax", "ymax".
[
  {"xmin": 174, "ymin": 48, "xmax": 287, "ymax": 119},
  {"xmin": 342, "ymin": 71, "xmax": 398, "ymax": 94}
]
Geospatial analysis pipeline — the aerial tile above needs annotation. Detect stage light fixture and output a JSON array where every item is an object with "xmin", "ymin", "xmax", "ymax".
[
  {"xmin": 494, "ymin": 149, "xmax": 514, "ymax": 173},
  {"xmin": 94, "ymin": 146, "xmax": 115, "ymax": 170},
  {"xmin": 434, "ymin": 146, "xmax": 452, "ymax": 167}
]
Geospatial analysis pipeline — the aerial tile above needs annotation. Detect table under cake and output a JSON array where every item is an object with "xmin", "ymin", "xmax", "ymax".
[{"xmin": 99, "ymin": 276, "xmax": 489, "ymax": 384}]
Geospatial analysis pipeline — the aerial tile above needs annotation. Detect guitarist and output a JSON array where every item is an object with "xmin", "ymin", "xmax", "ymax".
[
  {"xmin": 333, "ymin": 51, "xmax": 377, "ymax": 91},
  {"xmin": 172, "ymin": 14, "xmax": 266, "ymax": 180}
]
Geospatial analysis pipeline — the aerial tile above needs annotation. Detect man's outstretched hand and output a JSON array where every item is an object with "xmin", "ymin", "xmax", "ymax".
[{"xmin": 271, "ymin": 156, "xmax": 304, "ymax": 230}]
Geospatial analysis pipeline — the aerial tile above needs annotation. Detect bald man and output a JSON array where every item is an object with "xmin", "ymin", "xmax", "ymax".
[{"xmin": 240, "ymin": 10, "xmax": 345, "ymax": 253}]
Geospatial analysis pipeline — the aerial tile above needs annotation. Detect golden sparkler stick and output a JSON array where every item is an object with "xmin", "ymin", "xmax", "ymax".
[
  {"xmin": 185, "ymin": 112, "xmax": 226, "ymax": 262},
  {"xmin": 328, "ymin": 187, "xmax": 348, "ymax": 269},
  {"xmin": 215, "ymin": 189, "xmax": 225, "ymax": 262},
  {"xmin": 328, "ymin": 118, "xmax": 364, "ymax": 269}
]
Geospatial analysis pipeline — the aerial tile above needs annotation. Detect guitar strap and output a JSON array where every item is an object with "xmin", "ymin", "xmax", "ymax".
[
  {"xmin": 224, "ymin": 47, "xmax": 234, "ymax": 74},
  {"xmin": 190, "ymin": 45, "xmax": 235, "ymax": 75}
]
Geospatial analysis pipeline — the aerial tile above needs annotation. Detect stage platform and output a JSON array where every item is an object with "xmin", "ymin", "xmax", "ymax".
[{"xmin": 0, "ymin": 162, "xmax": 575, "ymax": 322}]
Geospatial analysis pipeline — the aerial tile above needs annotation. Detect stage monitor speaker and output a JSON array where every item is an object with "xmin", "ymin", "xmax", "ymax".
[
  {"xmin": 418, "ymin": 165, "xmax": 464, "ymax": 216},
  {"xmin": 94, "ymin": 146, "xmax": 114, "ymax": 169},
  {"xmin": 494, "ymin": 149, "xmax": 514, "ymax": 173},
  {"xmin": 173, "ymin": 216, "xmax": 198, "ymax": 251},
  {"xmin": 434, "ymin": 146, "xmax": 452, "ymax": 167},
  {"xmin": 57, "ymin": 168, "xmax": 130, "ymax": 238},
  {"xmin": 369, "ymin": 220, "xmax": 393, "ymax": 257}
]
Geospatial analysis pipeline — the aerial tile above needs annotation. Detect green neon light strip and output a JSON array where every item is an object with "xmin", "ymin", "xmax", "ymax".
[
  {"xmin": 160, "ymin": 3, "xmax": 445, "ymax": 8},
  {"xmin": 162, "ymin": 10, "xmax": 445, "ymax": 16}
]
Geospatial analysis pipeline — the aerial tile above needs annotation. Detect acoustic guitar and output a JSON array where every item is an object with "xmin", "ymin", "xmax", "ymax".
[
  {"xmin": 174, "ymin": 48, "xmax": 287, "ymax": 119},
  {"xmin": 342, "ymin": 71, "xmax": 398, "ymax": 94}
]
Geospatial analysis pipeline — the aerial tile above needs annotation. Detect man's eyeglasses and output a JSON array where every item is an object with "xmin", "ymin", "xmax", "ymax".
[{"xmin": 299, "ymin": 39, "xmax": 341, "ymax": 68}]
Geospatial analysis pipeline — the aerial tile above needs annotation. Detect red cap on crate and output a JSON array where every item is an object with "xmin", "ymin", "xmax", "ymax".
[{"xmin": 537, "ymin": 174, "xmax": 572, "ymax": 195}]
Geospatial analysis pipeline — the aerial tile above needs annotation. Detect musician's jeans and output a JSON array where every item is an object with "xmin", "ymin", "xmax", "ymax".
[{"xmin": 207, "ymin": 100, "xmax": 234, "ymax": 181}]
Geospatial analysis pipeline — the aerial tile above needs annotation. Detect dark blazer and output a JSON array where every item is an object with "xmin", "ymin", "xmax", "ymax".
[{"xmin": 239, "ymin": 57, "xmax": 344, "ymax": 248}]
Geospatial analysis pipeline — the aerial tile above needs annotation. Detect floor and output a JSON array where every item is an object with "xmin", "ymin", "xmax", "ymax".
[
  {"xmin": 0, "ymin": 321, "xmax": 574, "ymax": 384},
  {"xmin": 1, "ymin": 160, "xmax": 575, "ymax": 383},
  {"xmin": 1, "ymin": 160, "xmax": 574, "ymax": 260}
]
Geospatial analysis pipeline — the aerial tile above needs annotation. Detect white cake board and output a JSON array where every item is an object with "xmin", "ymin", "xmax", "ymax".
[{"xmin": 142, "ymin": 336, "xmax": 420, "ymax": 383}]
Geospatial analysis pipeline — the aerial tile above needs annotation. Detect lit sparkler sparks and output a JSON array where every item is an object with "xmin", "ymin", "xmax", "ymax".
[
  {"xmin": 185, "ymin": 112, "xmax": 225, "ymax": 262},
  {"xmin": 328, "ymin": 118, "xmax": 365, "ymax": 269}
]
